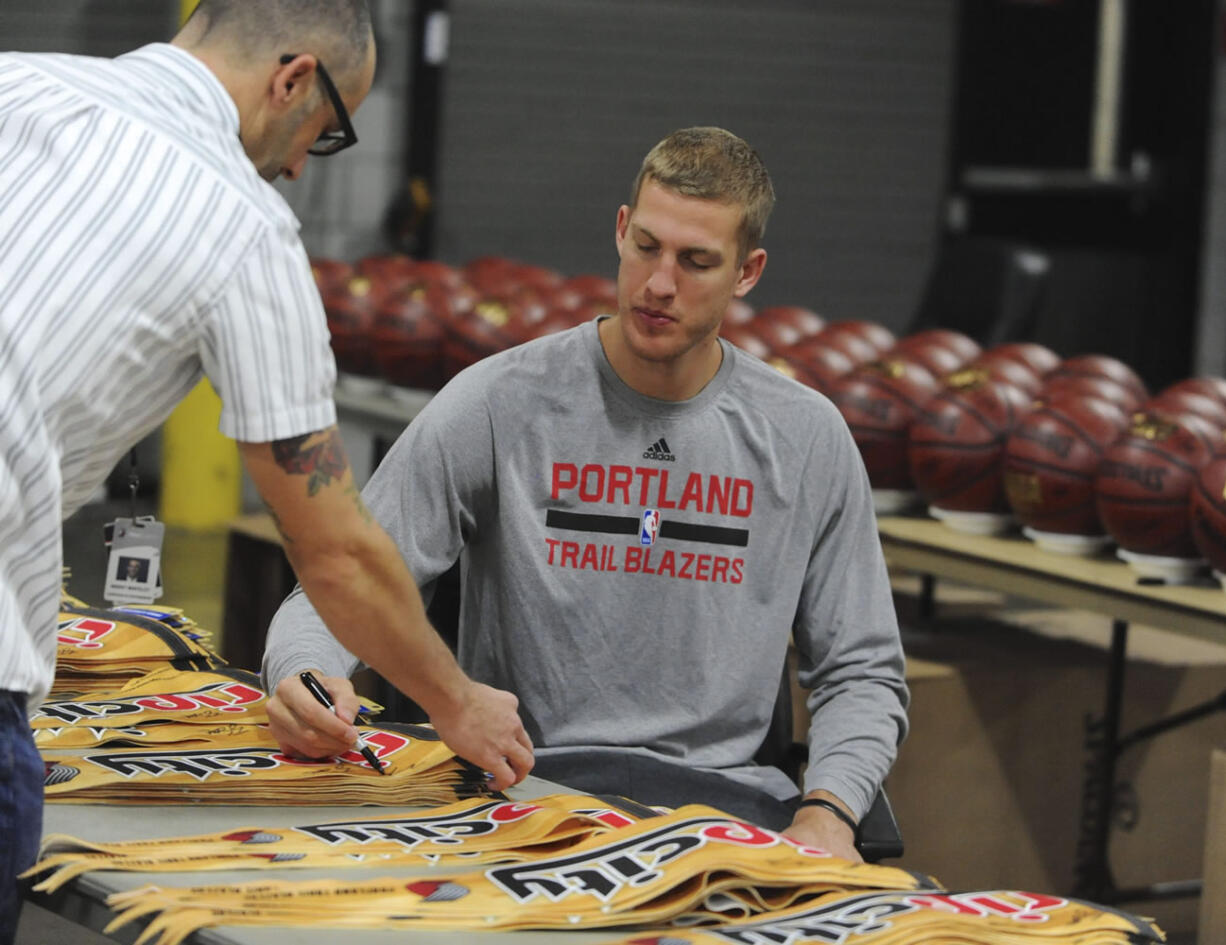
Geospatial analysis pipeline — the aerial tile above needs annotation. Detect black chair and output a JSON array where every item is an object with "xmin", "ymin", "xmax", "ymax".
[{"xmin": 754, "ymin": 663, "xmax": 904, "ymax": 863}]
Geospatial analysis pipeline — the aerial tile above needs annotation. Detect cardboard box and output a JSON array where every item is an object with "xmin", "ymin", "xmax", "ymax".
[{"xmin": 871, "ymin": 586, "xmax": 1226, "ymax": 941}]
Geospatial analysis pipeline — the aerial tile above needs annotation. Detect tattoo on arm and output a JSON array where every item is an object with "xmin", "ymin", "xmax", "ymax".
[
  {"xmin": 271, "ymin": 431, "xmax": 349, "ymax": 497},
  {"xmin": 262, "ymin": 501, "xmax": 293, "ymax": 545}
]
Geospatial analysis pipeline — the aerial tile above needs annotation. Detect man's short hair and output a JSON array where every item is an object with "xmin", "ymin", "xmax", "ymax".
[
  {"xmin": 630, "ymin": 127, "xmax": 776, "ymax": 262},
  {"xmin": 186, "ymin": 0, "xmax": 373, "ymax": 85}
]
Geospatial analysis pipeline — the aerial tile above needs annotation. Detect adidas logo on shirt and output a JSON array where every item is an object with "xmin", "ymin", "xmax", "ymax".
[{"xmin": 642, "ymin": 438, "xmax": 676, "ymax": 462}]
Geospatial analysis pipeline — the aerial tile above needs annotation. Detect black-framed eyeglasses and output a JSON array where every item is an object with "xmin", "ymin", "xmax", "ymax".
[{"xmin": 280, "ymin": 53, "xmax": 358, "ymax": 156}]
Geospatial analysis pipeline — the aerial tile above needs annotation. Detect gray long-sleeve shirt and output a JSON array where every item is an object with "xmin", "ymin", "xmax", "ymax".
[{"xmin": 264, "ymin": 320, "xmax": 908, "ymax": 818}]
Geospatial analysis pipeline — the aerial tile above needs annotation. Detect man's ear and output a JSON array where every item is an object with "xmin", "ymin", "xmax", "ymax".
[
  {"xmin": 732, "ymin": 247, "xmax": 767, "ymax": 298},
  {"xmin": 272, "ymin": 54, "xmax": 317, "ymax": 110},
  {"xmin": 614, "ymin": 204, "xmax": 631, "ymax": 255}
]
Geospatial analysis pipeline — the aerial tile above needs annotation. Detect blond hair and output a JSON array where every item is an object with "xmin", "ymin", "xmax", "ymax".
[{"xmin": 630, "ymin": 127, "xmax": 775, "ymax": 262}]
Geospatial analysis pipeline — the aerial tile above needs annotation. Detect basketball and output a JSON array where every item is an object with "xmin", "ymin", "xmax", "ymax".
[
  {"xmin": 720, "ymin": 323, "xmax": 772, "ymax": 361},
  {"xmin": 755, "ymin": 305, "xmax": 825, "ymax": 337},
  {"xmin": 1047, "ymin": 354, "xmax": 1148, "ymax": 403},
  {"xmin": 725, "ymin": 297, "xmax": 756, "ymax": 325},
  {"xmin": 1145, "ymin": 390, "xmax": 1226, "ymax": 435},
  {"xmin": 785, "ymin": 340, "xmax": 856, "ymax": 394},
  {"xmin": 1003, "ymin": 398, "xmax": 1130, "ymax": 536},
  {"xmin": 809, "ymin": 324, "xmax": 878, "ymax": 366},
  {"xmin": 322, "ymin": 274, "xmax": 383, "ymax": 377},
  {"xmin": 1161, "ymin": 376, "xmax": 1226, "ymax": 406},
  {"xmin": 1190, "ymin": 456, "xmax": 1226, "ymax": 574},
  {"xmin": 309, "ymin": 257, "xmax": 354, "ymax": 295},
  {"xmin": 830, "ymin": 360, "xmax": 941, "ymax": 490},
  {"xmin": 978, "ymin": 341, "xmax": 1061, "ymax": 378},
  {"xmin": 371, "ymin": 284, "xmax": 449, "ymax": 390},
  {"xmin": 443, "ymin": 297, "xmax": 525, "ymax": 378},
  {"xmin": 824, "ymin": 319, "xmax": 896, "ymax": 354},
  {"xmin": 1040, "ymin": 374, "xmax": 1144, "ymax": 413},
  {"xmin": 907, "ymin": 377, "xmax": 1034, "ymax": 513},
  {"xmin": 886, "ymin": 340, "xmax": 968, "ymax": 377},
  {"xmin": 893, "ymin": 328, "xmax": 982, "ymax": 365},
  {"xmin": 749, "ymin": 316, "xmax": 803, "ymax": 356},
  {"xmin": 356, "ymin": 253, "xmax": 418, "ymax": 299},
  {"xmin": 1093, "ymin": 413, "xmax": 1217, "ymax": 558},
  {"xmin": 962, "ymin": 357, "xmax": 1044, "ymax": 398},
  {"xmin": 560, "ymin": 273, "xmax": 618, "ymax": 305}
]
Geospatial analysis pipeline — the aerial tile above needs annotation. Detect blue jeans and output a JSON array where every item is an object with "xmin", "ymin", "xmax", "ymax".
[{"xmin": 0, "ymin": 690, "xmax": 42, "ymax": 945}]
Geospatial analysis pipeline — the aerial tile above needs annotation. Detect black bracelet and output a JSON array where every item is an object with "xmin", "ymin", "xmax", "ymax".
[{"xmin": 799, "ymin": 797, "xmax": 859, "ymax": 835}]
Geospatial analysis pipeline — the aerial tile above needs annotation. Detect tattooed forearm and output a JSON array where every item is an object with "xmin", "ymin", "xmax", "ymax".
[
  {"xmin": 262, "ymin": 500, "xmax": 294, "ymax": 545},
  {"xmin": 270, "ymin": 430, "xmax": 349, "ymax": 497},
  {"xmin": 345, "ymin": 483, "xmax": 374, "ymax": 526}
]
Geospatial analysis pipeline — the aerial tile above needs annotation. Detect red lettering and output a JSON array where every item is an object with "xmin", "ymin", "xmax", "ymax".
[
  {"xmin": 624, "ymin": 547, "xmax": 643, "ymax": 572},
  {"xmin": 641, "ymin": 549, "xmax": 656, "ymax": 574},
  {"xmin": 561, "ymin": 541, "xmax": 580, "ymax": 568},
  {"xmin": 702, "ymin": 822, "xmax": 778, "ymax": 847},
  {"xmin": 906, "ymin": 894, "xmax": 983, "ymax": 916},
  {"xmin": 730, "ymin": 559, "xmax": 744, "ymax": 584},
  {"xmin": 679, "ymin": 552, "xmax": 695, "ymax": 579},
  {"xmin": 656, "ymin": 549, "xmax": 676, "ymax": 577},
  {"xmin": 635, "ymin": 467, "xmax": 658, "ymax": 505},
  {"xmin": 711, "ymin": 557, "xmax": 729, "ymax": 583},
  {"xmin": 215, "ymin": 684, "xmax": 264, "ymax": 711},
  {"xmin": 731, "ymin": 479, "xmax": 754, "ymax": 517},
  {"xmin": 678, "ymin": 473, "xmax": 705, "ymax": 512},
  {"xmin": 134, "ymin": 694, "xmax": 198, "ymax": 712},
  {"xmin": 545, "ymin": 538, "xmax": 560, "ymax": 565},
  {"xmin": 608, "ymin": 465, "xmax": 633, "ymax": 504},
  {"xmin": 551, "ymin": 462, "xmax": 578, "ymax": 499},
  {"xmin": 580, "ymin": 543, "xmax": 599, "ymax": 570},
  {"xmin": 694, "ymin": 554, "xmax": 711, "ymax": 581},
  {"xmin": 578, "ymin": 464, "xmax": 605, "ymax": 502},
  {"xmin": 655, "ymin": 470, "xmax": 677, "ymax": 509},
  {"xmin": 589, "ymin": 810, "xmax": 635, "ymax": 829},
  {"xmin": 707, "ymin": 476, "xmax": 731, "ymax": 515},
  {"xmin": 490, "ymin": 802, "xmax": 541, "ymax": 823}
]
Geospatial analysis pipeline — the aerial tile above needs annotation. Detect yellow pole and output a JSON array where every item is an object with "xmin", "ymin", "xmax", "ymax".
[{"xmin": 159, "ymin": 0, "xmax": 240, "ymax": 531}]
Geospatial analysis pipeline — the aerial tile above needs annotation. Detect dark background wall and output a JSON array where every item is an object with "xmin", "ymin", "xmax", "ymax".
[{"xmin": 430, "ymin": 0, "xmax": 955, "ymax": 327}]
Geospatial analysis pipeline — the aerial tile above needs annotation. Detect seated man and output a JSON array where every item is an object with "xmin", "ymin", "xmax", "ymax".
[{"xmin": 263, "ymin": 126, "xmax": 908, "ymax": 862}]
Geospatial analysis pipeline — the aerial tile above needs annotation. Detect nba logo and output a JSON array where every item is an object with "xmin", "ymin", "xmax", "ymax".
[{"xmin": 640, "ymin": 509, "xmax": 660, "ymax": 546}]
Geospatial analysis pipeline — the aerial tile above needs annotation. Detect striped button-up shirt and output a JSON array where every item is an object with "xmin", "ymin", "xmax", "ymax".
[{"xmin": 0, "ymin": 43, "xmax": 337, "ymax": 706}]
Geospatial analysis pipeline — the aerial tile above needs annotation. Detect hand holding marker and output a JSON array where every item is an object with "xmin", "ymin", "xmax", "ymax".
[{"xmin": 299, "ymin": 671, "xmax": 387, "ymax": 775}]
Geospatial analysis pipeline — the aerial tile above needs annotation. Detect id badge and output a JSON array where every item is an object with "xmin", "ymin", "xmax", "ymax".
[{"xmin": 103, "ymin": 516, "xmax": 165, "ymax": 605}]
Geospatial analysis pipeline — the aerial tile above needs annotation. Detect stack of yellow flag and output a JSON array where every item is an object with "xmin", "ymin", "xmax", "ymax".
[
  {"xmin": 101, "ymin": 806, "xmax": 936, "ymax": 942},
  {"xmin": 42, "ymin": 720, "xmax": 489, "ymax": 806},
  {"xmin": 597, "ymin": 888, "xmax": 1165, "ymax": 944},
  {"xmin": 25, "ymin": 793, "xmax": 655, "ymax": 891}
]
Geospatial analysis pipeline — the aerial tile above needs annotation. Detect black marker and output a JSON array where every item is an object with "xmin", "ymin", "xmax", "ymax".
[{"xmin": 299, "ymin": 671, "xmax": 386, "ymax": 775}]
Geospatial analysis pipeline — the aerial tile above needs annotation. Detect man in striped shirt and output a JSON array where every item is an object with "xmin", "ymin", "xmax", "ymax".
[{"xmin": 0, "ymin": 2, "xmax": 532, "ymax": 936}]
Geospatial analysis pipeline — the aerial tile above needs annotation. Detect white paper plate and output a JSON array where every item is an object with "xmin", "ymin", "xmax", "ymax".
[
  {"xmin": 929, "ymin": 505, "xmax": 1015, "ymax": 537},
  {"xmin": 1214, "ymin": 570, "xmax": 1226, "ymax": 591},
  {"xmin": 1021, "ymin": 527, "xmax": 1113, "ymax": 557},
  {"xmin": 1117, "ymin": 548, "xmax": 1207, "ymax": 585},
  {"xmin": 873, "ymin": 489, "xmax": 920, "ymax": 516}
]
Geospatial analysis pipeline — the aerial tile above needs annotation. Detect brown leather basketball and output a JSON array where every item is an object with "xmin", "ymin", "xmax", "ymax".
[
  {"xmin": 322, "ymin": 274, "xmax": 383, "ymax": 377},
  {"xmin": 893, "ymin": 328, "xmax": 982, "ymax": 365},
  {"xmin": 755, "ymin": 305, "xmax": 825, "ymax": 338},
  {"xmin": 748, "ymin": 316, "xmax": 803, "ymax": 356},
  {"xmin": 1093, "ymin": 412, "xmax": 1217, "ymax": 557},
  {"xmin": 1047, "ymin": 354, "xmax": 1148, "ymax": 403},
  {"xmin": 1144, "ymin": 390, "xmax": 1226, "ymax": 436},
  {"xmin": 1041, "ymin": 374, "xmax": 1144, "ymax": 414},
  {"xmin": 907, "ymin": 376, "xmax": 1034, "ymax": 513},
  {"xmin": 824, "ymin": 319, "xmax": 896, "ymax": 354},
  {"xmin": 784, "ymin": 340, "xmax": 856, "ymax": 394},
  {"xmin": 720, "ymin": 323, "xmax": 772, "ymax": 361},
  {"xmin": 809, "ymin": 324, "xmax": 878, "ymax": 366},
  {"xmin": 1161, "ymin": 376, "xmax": 1226, "ymax": 406},
  {"xmin": 1003, "ymin": 398, "xmax": 1130, "ymax": 536},
  {"xmin": 356, "ymin": 253, "xmax": 419, "ymax": 299},
  {"xmin": 371, "ymin": 284, "xmax": 449, "ymax": 390},
  {"xmin": 979, "ymin": 341, "xmax": 1061, "ymax": 377},
  {"xmin": 443, "ymin": 297, "xmax": 526, "ymax": 378},
  {"xmin": 830, "ymin": 360, "xmax": 941, "ymax": 490},
  {"xmin": 309, "ymin": 257, "xmax": 354, "ymax": 296},
  {"xmin": 964, "ymin": 356, "xmax": 1044, "ymax": 398},
  {"xmin": 1190, "ymin": 456, "xmax": 1226, "ymax": 574}
]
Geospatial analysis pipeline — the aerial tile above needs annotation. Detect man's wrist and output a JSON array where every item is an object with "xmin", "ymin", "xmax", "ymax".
[{"xmin": 795, "ymin": 790, "xmax": 858, "ymax": 836}]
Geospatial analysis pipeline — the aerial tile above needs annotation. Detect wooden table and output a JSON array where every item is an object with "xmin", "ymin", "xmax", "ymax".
[{"xmin": 877, "ymin": 514, "xmax": 1226, "ymax": 905}]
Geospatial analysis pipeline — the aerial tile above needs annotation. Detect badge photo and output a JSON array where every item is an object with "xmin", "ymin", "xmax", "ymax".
[{"xmin": 104, "ymin": 516, "xmax": 165, "ymax": 605}]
